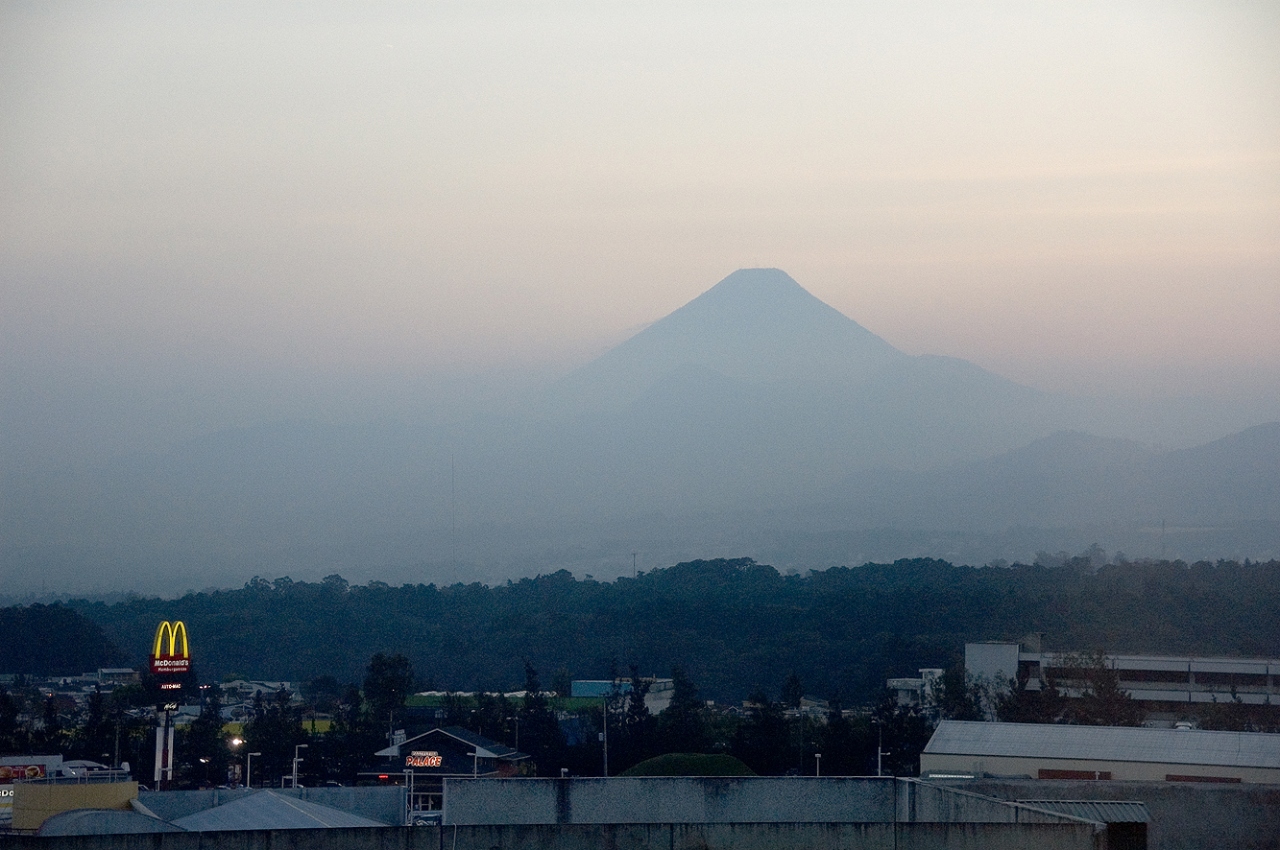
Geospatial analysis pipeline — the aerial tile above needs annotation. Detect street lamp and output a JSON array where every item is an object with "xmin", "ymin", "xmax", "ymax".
[
  {"xmin": 246, "ymin": 752, "xmax": 262, "ymax": 788},
  {"xmin": 292, "ymin": 743, "xmax": 308, "ymax": 789},
  {"xmin": 815, "ymin": 753, "xmax": 822, "ymax": 777},
  {"xmin": 228, "ymin": 737, "xmax": 243, "ymax": 787}
]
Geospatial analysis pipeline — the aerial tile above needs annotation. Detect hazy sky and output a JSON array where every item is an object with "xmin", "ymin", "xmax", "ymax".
[{"xmin": 3, "ymin": 2, "xmax": 1278, "ymax": 460}]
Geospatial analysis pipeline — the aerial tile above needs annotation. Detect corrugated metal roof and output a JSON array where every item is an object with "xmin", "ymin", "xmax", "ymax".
[
  {"xmin": 171, "ymin": 790, "xmax": 387, "ymax": 831},
  {"xmin": 925, "ymin": 721, "xmax": 1280, "ymax": 769},
  {"xmin": 1018, "ymin": 800, "xmax": 1150, "ymax": 823}
]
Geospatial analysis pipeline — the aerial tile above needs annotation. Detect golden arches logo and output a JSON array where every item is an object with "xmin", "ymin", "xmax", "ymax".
[{"xmin": 150, "ymin": 621, "xmax": 191, "ymax": 674}]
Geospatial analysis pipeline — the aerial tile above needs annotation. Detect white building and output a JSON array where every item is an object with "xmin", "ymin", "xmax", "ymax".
[
  {"xmin": 922, "ymin": 720, "xmax": 1280, "ymax": 784},
  {"xmin": 965, "ymin": 640, "xmax": 1280, "ymax": 717}
]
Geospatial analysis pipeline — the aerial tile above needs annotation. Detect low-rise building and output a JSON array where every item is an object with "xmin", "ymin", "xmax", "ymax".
[
  {"xmin": 368, "ymin": 726, "xmax": 528, "ymax": 814},
  {"xmin": 921, "ymin": 719, "xmax": 1280, "ymax": 784},
  {"xmin": 965, "ymin": 640, "xmax": 1280, "ymax": 723},
  {"xmin": 888, "ymin": 668, "xmax": 945, "ymax": 709}
]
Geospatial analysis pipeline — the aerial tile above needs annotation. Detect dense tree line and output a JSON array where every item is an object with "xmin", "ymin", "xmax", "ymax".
[
  {"xmin": 0, "ymin": 603, "xmax": 123, "ymax": 675},
  {"xmin": 32, "ymin": 557, "xmax": 1277, "ymax": 705}
]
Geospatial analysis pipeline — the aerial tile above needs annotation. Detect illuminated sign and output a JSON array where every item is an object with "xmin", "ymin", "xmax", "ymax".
[
  {"xmin": 405, "ymin": 751, "xmax": 443, "ymax": 768},
  {"xmin": 0, "ymin": 765, "xmax": 46, "ymax": 783},
  {"xmin": 149, "ymin": 621, "xmax": 191, "ymax": 675}
]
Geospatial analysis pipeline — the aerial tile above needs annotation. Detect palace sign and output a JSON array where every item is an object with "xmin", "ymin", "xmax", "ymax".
[
  {"xmin": 406, "ymin": 751, "xmax": 443, "ymax": 768},
  {"xmin": 149, "ymin": 621, "xmax": 191, "ymax": 675}
]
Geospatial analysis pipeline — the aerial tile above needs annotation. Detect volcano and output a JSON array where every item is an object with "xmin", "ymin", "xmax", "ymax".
[{"xmin": 552, "ymin": 268, "xmax": 914, "ymax": 412}]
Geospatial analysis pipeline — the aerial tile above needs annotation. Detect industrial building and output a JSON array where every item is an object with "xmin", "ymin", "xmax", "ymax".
[
  {"xmin": 921, "ymin": 720, "xmax": 1280, "ymax": 784},
  {"xmin": 966, "ymin": 640, "xmax": 1280, "ymax": 716}
]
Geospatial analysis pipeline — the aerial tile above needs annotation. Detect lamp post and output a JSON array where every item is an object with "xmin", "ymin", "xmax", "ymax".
[
  {"xmin": 246, "ymin": 752, "xmax": 261, "ymax": 788},
  {"xmin": 228, "ymin": 737, "xmax": 243, "ymax": 787},
  {"xmin": 292, "ymin": 743, "xmax": 308, "ymax": 789},
  {"xmin": 815, "ymin": 753, "xmax": 822, "ymax": 777},
  {"xmin": 507, "ymin": 715, "xmax": 519, "ymax": 752},
  {"xmin": 875, "ymin": 726, "xmax": 891, "ymax": 777},
  {"xmin": 601, "ymin": 695, "xmax": 609, "ymax": 777}
]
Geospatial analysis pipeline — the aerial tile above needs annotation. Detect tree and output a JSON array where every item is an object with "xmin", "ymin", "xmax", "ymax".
[
  {"xmin": 70, "ymin": 686, "xmax": 112, "ymax": 764},
  {"xmin": 324, "ymin": 683, "xmax": 378, "ymax": 786},
  {"xmin": 1061, "ymin": 651, "xmax": 1143, "ymax": 727},
  {"xmin": 930, "ymin": 664, "xmax": 987, "ymax": 721},
  {"xmin": 781, "ymin": 673, "xmax": 804, "ymax": 711},
  {"xmin": 817, "ymin": 694, "xmax": 874, "ymax": 777},
  {"xmin": 243, "ymin": 688, "xmax": 306, "ymax": 787},
  {"xmin": 995, "ymin": 670, "xmax": 1066, "ymax": 724},
  {"xmin": 34, "ymin": 695, "xmax": 67, "ymax": 753},
  {"xmin": 519, "ymin": 662, "xmax": 564, "ymax": 775},
  {"xmin": 731, "ymin": 690, "xmax": 791, "ymax": 775},
  {"xmin": 657, "ymin": 665, "xmax": 709, "ymax": 754},
  {"xmin": 181, "ymin": 685, "xmax": 229, "ymax": 788},
  {"xmin": 871, "ymin": 691, "xmax": 934, "ymax": 776},
  {"xmin": 612, "ymin": 666, "xmax": 657, "ymax": 773},
  {"xmin": 363, "ymin": 653, "xmax": 414, "ymax": 734},
  {"xmin": 550, "ymin": 668, "xmax": 573, "ymax": 698},
  {"xmin": 0, "ymin": 684, "xmax": 25, "ymax": 753}
]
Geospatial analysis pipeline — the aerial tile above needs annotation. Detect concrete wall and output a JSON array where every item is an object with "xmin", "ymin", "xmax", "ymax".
[
  {"xmin": 948, "ymin": 778, "xmax": 1280, "ymax": 850},
  {"xmin": 5, "ymin": 821, "xmax": 1104, "ymax": 850},
  {"xmin": 12, "ymin": 782, "xmax": 138, "ymax": 832},
  {"xmin": 440, "ymin": 822, "xmax": 1103, "ymax": 850},
  {"xmin": 897, "ymin": 780, "xmax": 1102, "ymax": 826},
  {"xmin": 444, "ymin": 776, "xmax": 900, "ymax": 825},
  {"xmin": 966, "ymin": 642, "xmax": 1021, "ymax": 686}
]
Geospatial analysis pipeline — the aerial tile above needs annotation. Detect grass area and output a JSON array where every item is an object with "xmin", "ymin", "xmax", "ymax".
[{"xmin": 221, "ymin": 718, "xmax": 331, "ymax": 736}]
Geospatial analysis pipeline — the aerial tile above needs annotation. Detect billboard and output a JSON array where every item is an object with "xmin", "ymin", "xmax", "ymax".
[
  {"xmin": 0, "ymin": 763, "xmax": 49, "ymax": 827},
  {"xmin": 149, "ymin": 621, "xmax": 191, "ymax": 675}
]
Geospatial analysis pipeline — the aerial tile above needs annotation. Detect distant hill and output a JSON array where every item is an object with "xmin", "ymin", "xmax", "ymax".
[
  {"xmin": 0, "ymin": 603, "xmax": 123, "ymax": 675},
  {"xmin": 809, "ymin": 422, "xmax": 1280, "ymax": 531},
  {"xmin": 2, "ymin": 269, "xmax": 1276, "ymax": 593}
]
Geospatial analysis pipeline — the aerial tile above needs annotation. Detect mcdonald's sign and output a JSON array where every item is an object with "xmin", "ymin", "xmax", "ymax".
[{"xmin": 149, "ymin": 621, "xmax": 191, "ymax": 675}]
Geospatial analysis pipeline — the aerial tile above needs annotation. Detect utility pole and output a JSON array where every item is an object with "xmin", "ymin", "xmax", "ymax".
[
  {"xmin": 601, "ymin": 695, "xmax": 609, "ymax": 777},
  {"xmin": 247, "ymin": 752, "xmax": 261, "ymax": 788},
  {"xmin": 451, "ymin": 453, "xmax": 457, "ymax": 571}
]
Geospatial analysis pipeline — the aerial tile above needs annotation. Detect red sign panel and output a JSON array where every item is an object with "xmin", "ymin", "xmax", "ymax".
[{"xmin": 0, "ymin": 765, "xmax": 47, "ymax": 783}]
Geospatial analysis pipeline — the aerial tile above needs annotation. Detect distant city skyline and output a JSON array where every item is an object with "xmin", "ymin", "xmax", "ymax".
[{"xmin": 3, "ymin": 2, "xmax": 1278, "ymax": 466}]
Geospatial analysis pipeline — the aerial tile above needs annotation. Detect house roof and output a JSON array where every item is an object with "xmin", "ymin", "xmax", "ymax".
[
  {"xmin": 925, "ymin": 721, "xmax": 1280, "ymax": 769},
  {"xmin": 377, "ymin": 725, "xmax": 527, "ymax": 761}
]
